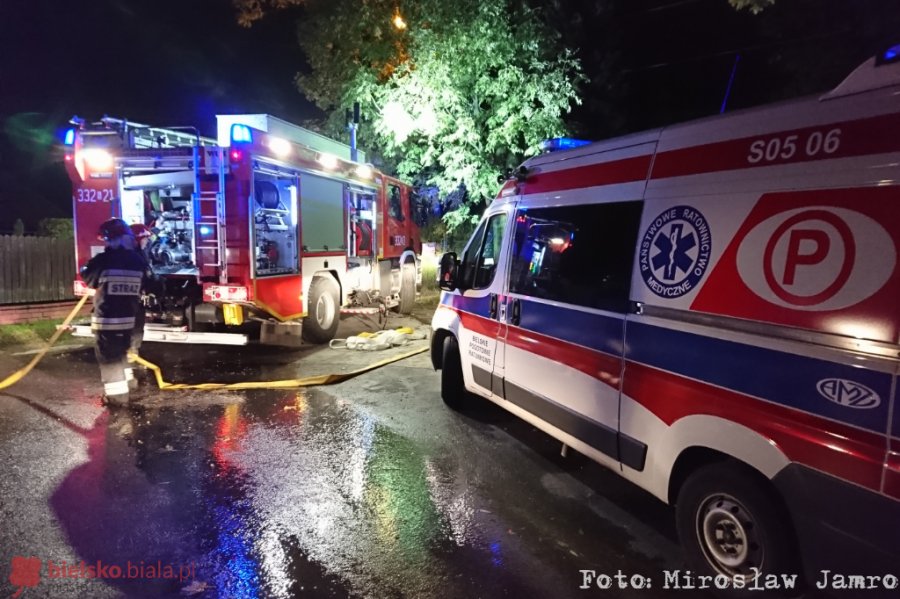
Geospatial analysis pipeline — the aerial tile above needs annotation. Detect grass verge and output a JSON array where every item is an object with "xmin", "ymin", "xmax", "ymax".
[
  {"xmin": 412, "ymin": 292, "xmax": 440, "ymax": 325},
  {"xmin": 0, "ymin": 319, "xmax": 71, "ymax": 350}
]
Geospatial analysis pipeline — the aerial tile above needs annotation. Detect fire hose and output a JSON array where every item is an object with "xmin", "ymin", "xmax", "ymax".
[
  {"xmin": 1, "ymin": 294, "xmax": 427, "ymax": 393},
  {"xmin": 0, "ymin": 294, "xmax": 90, "ymax": 391},
  {"xmin": 129, "ymin": 346, "xmax": 427, "ymax": 391}
]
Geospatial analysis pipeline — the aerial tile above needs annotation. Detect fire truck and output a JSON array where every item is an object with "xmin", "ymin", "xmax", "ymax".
[{"xmin": 64, "ymin": 114, "xmax": 422, "ymax": 345}]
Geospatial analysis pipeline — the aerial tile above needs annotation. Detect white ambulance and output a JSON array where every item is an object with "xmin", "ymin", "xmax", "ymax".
[{"xmin": 432, "ymin": 47, "xmax": 900, "ymax": 592}]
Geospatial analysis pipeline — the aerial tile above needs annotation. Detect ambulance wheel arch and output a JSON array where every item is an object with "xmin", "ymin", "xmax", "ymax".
[
  {"xmin": 302, "ymin": 272, "xmax": 342, "ymax": 343},
  {"xmin": 431, "ymin": 309, "xmax": 488, "ymax": 406},
  {"xmin": 430, "ymin": 309, "xmax": 461, "ymax": 371},
  {"xmin": 658, "ymin": 418, "xmax": 801, "ymax": 591},
  {"xmin": 659, "ymin": 415, "xmax": 791, "ymax": 504}
]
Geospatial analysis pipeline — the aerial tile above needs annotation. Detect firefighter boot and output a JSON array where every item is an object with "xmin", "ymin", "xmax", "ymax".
[
  {"xmin": 103, "ymin": 391, "xmax": 130, "ymax": 407},
  {"xmin": 98, "ymin": 354, "xmax": 131, "ymax": 407},
  {"xmin": 125, "ymin": 366, "xmax": 138, "ymax": 391}
]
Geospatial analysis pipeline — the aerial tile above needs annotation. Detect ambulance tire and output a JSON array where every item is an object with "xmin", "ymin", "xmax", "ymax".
[
  {"xmin": 441, "ymin": 336, "xmax": 469, "ymax": 410},
  {"xmin": 676, "ymin": 462, "xmax": 801, "ymax": 598},
  {"xmin": 303, "ymin": 277, "xmax": 340, "ymax": 344},
  {"xmin": 399, "ymin": 261, "xmax": 416, "ymax": 315}
]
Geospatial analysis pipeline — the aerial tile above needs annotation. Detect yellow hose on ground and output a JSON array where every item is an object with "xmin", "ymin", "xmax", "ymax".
[
  {"xmin": 2, "ymin": 293, "xmax": 428, "ymax": 392},
  {"xmin": 129, "ymin": 345, "xmax": 428, "ymax": 391},
  {"xmin": 0, "ymin": 294, "xmax": 90, "ymax": 391}
]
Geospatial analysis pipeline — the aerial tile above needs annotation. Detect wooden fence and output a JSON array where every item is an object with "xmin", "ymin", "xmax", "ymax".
[{"xmin": 0, "ymin": 235, "xmax": 75, "ymax": 304}]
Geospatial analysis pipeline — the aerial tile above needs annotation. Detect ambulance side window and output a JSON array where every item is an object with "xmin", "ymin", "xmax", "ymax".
[
  {"xmin": 459, "ymin": 214, "xmax": 507, "ymax": 290},
  {"xmin": 509, "ymin": 202, "xmax": 642, "ymax": 312}
]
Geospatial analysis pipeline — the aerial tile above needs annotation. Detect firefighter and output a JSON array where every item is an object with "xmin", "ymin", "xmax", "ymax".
[{"xmin": 81, "ymin": 218, "xmax": 147, "ymax": 406}]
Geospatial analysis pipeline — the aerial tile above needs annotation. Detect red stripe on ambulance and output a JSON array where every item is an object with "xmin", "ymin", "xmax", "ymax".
[
  {"xmin": 505, "ymin": 325, "xmax": 622, "ymax": 391},
  {"xmin": 520, "ymin": 155, "xmax": 652, "ymax": 195},
  {"xmin": 623, "ymin": 361, "xmax": 885, "ymax": 493},
  {"xmin": 651, "ymin": 113, "xmax": 900, "ymax": 179}
]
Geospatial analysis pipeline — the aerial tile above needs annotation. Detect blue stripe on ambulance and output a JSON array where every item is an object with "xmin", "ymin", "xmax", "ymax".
[
  {"xmin": 624, "ymin": 321, "xmax": 892, "ymax": 435},
  {"xmin": 441, "ymin": 294, "xmax": 493, "ymax": 318},
  {"xmin": 514, "ymin": 298, "xmax": 625, "ymax": 357}
]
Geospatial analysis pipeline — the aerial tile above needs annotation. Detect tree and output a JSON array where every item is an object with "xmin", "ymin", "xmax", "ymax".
[
  {"xmin": 12, "ymin": 218, "xmax": 25, "ymax": 236},
  {"xmin": 230, "ymin": 0, "xmax": 777, "ymax": 229},
  {"xmin": 729, "ymin": 0, "xmax": 775, "ymax": 13},
  {"xmin": 38, "ymin": 218, "xmax": 73, "ymax": 239},
  {"xmin": 236, "ymin": 0, "xmax": 582, "ymax": 229}
]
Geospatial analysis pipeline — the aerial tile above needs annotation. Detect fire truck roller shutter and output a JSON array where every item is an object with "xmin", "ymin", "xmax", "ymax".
[{"xmin": 399, "ymin": 250, "xmax": 417, "ymax": 315}]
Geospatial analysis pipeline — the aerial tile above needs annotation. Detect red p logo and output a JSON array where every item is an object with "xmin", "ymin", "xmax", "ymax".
[
  {"xmin": 763, "ymin": 210, "xmax": 855, "ymax": 306},
  {"xmin": 782, "ymin": 229, "xmax": 830, "ymax": 285}
]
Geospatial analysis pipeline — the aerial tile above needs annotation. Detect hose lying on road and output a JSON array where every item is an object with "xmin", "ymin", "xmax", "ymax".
[
  {"xmin": 1, "ymin": 293, "xmax": 428, "ymax": 392},
  {"xmin": 329, "ymin": 327, "xmax": 427, "ymax": 351},
  {"xmin": 0, "ymin": 294, "xmax": 90, "ymax": 392},
  {"xmin": 129, "ymin": 346, "xmax": 428, "ymax": 391}
]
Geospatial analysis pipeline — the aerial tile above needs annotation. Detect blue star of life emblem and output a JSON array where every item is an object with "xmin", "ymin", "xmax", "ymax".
[{"xmin": 639, "ymin": 206, "xmax": 713, "ymax": 298}]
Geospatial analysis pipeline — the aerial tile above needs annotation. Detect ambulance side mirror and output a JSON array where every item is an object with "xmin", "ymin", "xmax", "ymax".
[{"xmin": 438, "ymin": 252, "xmax": 461, "ymax": 291}]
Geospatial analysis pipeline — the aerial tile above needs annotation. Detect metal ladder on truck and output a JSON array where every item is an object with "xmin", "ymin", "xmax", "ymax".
[{"xmin": 192, "ymin": 147, "xmax": 228, "ymax": 284}]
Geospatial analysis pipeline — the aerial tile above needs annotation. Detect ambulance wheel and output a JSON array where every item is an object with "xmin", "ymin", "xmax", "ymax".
[
  {"xmin": 399, "ymin": 262, "xmax": 416, "ymax": 315},
  {"xmin": 303, "ymin": 277, "xmax": 340, "ymax": 344},
  {"xmin": 441, "ymin": 336, "xmax": 468, "ymax": 410},
  {"xmin": 676, "ymin": 462, "xmax": 800, "ymax": 597}
]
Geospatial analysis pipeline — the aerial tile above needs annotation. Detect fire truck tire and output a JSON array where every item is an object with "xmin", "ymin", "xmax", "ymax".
[
  {"xmin": 303, "ymin": 277, "xmax": 340, "ymax": 344},
  {"xmin": 676, "ymin": 462, "xmax": 801, "ymax": 598},
  {"xmin": 441, "ymin": 336, "xmax": 469, "ymax": 410},
  {"xmin": 399, "ymin": 261, "xmax": 416, "ymax": 315}
]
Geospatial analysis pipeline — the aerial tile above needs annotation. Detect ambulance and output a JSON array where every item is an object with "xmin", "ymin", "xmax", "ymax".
[{"xmin": 433, "ymin": 46, "xmax": 900, "ymax": 591}]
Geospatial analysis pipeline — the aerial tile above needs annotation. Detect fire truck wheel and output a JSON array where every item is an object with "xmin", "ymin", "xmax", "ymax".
[
  {"xmin": 676, "ymin": 462, "xmax": 801, "ymax": 598},
  {"xmin": 441, "ymin": 336, "xmax": 469, "ymax": 410},
  {"xmin": 303, "ymin": 276, "xmax": 340, "ymax": 343},
  {"xmin": 399, "ymin": 261, "xmax": 416, "ymax": 315}
]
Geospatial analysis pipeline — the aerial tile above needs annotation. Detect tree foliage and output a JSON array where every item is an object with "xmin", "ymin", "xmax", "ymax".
[
  {"xmin": 230, "ymin": 0, "xmax": 775, "ymax": 228},
  {"xmin": 38, "ymin": 218, "xmax": 73, "ymax": 239},
  {"xmin": 236, "ymin": 0, "xmax": 582, "ymax": 227},
  {"xmin": 728, "ymin": 0, "xmax": 775, "ymax": 13}
]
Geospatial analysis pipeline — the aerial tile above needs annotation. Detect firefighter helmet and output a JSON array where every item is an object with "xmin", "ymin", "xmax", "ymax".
[{"xmin": 97, "ymin": 218, "xmax": 132, "ymax": 241}]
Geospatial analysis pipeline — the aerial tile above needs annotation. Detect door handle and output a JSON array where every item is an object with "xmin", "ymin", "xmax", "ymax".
[
  {"xmin": 489, "ymin": 293, "xmax": 498, "ymax": 319},
  {"xmin": 511, "ymin": 298, "xmax": 521, "ymax": 326}
]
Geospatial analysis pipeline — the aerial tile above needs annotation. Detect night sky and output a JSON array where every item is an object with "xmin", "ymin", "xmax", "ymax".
[{"xmin": 1, "ymin": 0, "xmax": 898, "ymax": 231}]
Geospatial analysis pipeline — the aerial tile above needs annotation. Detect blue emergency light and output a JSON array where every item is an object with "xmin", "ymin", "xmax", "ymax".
[
  {"xmin": 63, "ymin": 128, "xmax": 75, "ymax": 146},
  {"xmin": 882, "ymin": 43, "xmax": 900, "ymax": 64},
  {"xmin": 199, "ymin": 225, "xmax": 213, "ymax": 236},
  {"xmin": 231, "ymin": 124, "xmax": 253, "ymax": 143},
  {"xmin": 539, "ymin": 137, "xmax": 591, "ymax": 153}
]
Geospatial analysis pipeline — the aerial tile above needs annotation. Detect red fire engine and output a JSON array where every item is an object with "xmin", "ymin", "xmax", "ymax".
[{"xmin": 64, "ymin": 114, "xmax": 422, "ymax": 345}]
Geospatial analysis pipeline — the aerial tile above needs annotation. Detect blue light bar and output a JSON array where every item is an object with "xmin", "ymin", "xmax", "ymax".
[
  {"xmin": 882, "ymin": 43, "xmax": 900, "ymax": 63},
  {"xmin": 231, "ymin": 124, "xmax": 253, "ymax": 143},
  {"xmin": 539, "ymin": 137, "xmax": 591, "ymax": 153},
  {"xmin": 63, "ymin": 128, "xmax": 75, "ymax": 145}
]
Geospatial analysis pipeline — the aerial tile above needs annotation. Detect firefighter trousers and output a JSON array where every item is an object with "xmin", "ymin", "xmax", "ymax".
[
  {"xmin": 131, "ymin": 308, "xmax": 145, "ymax": 350},
  {"xmin": 95, "ymin": 331, "xmax": 132, "ymax": 402}
]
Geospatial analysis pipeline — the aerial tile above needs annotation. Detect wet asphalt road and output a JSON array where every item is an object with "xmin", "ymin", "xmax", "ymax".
[{"xmin": 0, "ymin": 316, "xmax": 707, "ymax": 599}]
